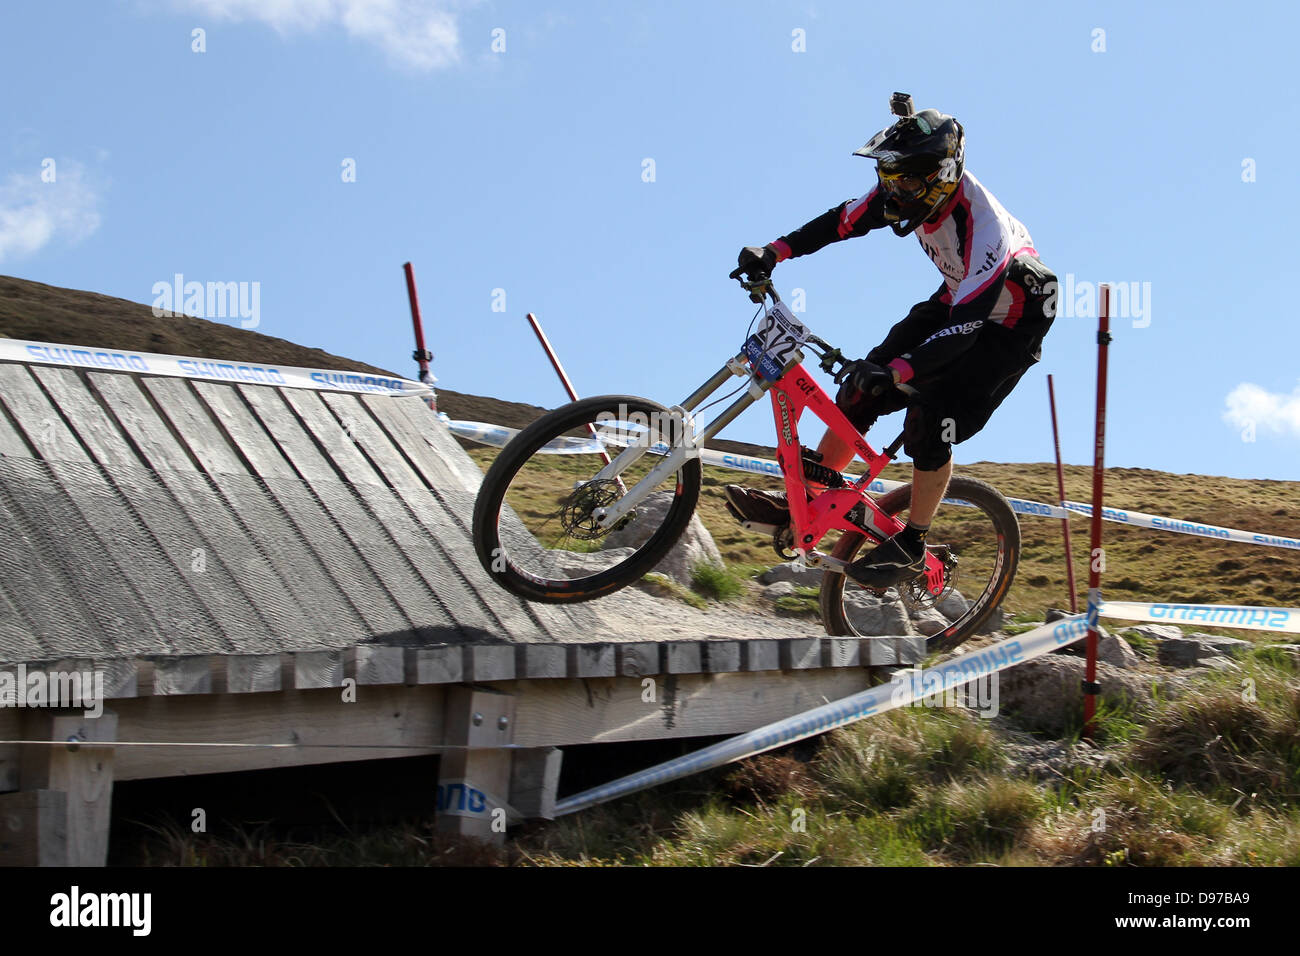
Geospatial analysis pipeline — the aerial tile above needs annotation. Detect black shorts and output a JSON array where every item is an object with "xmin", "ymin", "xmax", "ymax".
[{"xmin": 837, "ymin": 269, "xmax": 1055, "ymax": 471}]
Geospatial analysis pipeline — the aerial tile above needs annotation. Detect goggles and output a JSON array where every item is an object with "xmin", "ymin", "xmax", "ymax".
[{"xmin": 877, "ymin": 167, "xmax": 928, "ymax": 201}]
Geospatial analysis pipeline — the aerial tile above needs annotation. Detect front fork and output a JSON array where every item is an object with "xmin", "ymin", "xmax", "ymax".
[{"xmin": 590, "ymin": 354, "xmax": 756, "ymax": 528}]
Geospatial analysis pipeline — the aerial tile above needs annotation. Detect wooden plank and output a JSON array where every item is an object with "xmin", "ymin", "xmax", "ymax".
[
  {"xmin": 822, "ymin": 638, "xmax": 861, "ymax": 669},
  {"xmin": 278, "ymin": 390, "xmax": 386, "ymax": 486},
  {"xmin": 781, "ymin": 638, "xmax": 822, "ymax": 670},
  {"xmin": 506, "ymin": 669, "xmax": 872, "ymax": 747},
  {"xmin": 192, "ymin": 381, "xmax": 419, "ymax": 637},
  {"xmin": 226, "ymin": 655, "xmax": 282, "ymax": 694},
  {"xmin": 741, "ymin": 640, "xmax": 782, "ymax": 672},
  {"xmin": 664, "ymin": 642, "xmax": 703, "ymax": 675},
  {"xmin": 0, "ymin": 364, "xmax": 90, "ymax": 462},
  {"xmin": 701, "ymin": 641, "xmax": 742, "ymax": 673},
  {"xmin": 36, "ymin": 372, "xmax": 279, "ymax": 654},
  {"xmin": 353, "ymin": 645, "xmax": 405, "ymax": 685},
  {"xmin": 616, "ymin": 644, "xmax": 661, "ymax": 677},
  {"xmin": 153, "ymin": 656, "xmax": 213, "ymax": 696},
  {"xmin": 292, "ymin": 651, "xmax": 345, "ymax": 689},
  {"xmin": 413, "ymin": 646, "xmax": 462, "ymax": 684},
  {"xmin": 0, "ymin": 473, "xmax": 135, "ymax": 658},
  {"xmin": 85, "ymin": 372, "xmax": 197, "ymax": 471},
  {"xmin": 465, "ymin": 645, "xmax": 515, "ymax": 682},
  {"xmin": 0, "ymin": 790, "xmax": 67, "ymax": 865},
  {"xmin": 140, "ymin": 378, "xmax": 249, "ymax": 475},
  {"xmin": 516, "ymin": 644, "xmax": 567, "ymax": 679},
  {"xmin": 27, "ymin": 367, "xmax": 142, "ymax": 470},
  {"xmin": 312, "ymin": 390, "xmax": 526, "ymax": 641},
  {"xmin": 567, "ymin": 644, "xmax": 616, "ymax": 678},
  {"xmin": 108, "ymin": 686, "xmax": 446, "ymax": 780},
  {"xmin": 0, "ymin": 401, "xmax": 34, "ymax": 457},
  {"xmin": 363, "ymin": 396, "xmax": 483, "ymax": 496},
  {"xmin": 94, "ymin": 659, "xmax": 138, "ymax": 700},
  {"xmin": 862, "ymin": 636, "xmax": 927, "ymax": 667},
  {"xmin": 137, "ymin": 378, "xmax": 367, "ymax": 645}
]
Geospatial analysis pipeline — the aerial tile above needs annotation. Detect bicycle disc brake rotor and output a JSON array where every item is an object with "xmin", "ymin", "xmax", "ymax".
[
  {"xmin": 902, "ymin": 544, "xmax": 957, "ymax": 609},
  {"xmin": 558, "ymin": 479, "xmax": 631, "ymax": 541}
]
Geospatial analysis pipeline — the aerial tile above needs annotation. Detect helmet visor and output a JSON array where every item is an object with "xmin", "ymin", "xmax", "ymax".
[{"xmin": 877, "ymin": 167, "xmax": 928, "ymax": 202}]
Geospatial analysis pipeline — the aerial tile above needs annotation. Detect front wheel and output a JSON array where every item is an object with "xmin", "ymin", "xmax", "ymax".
[
  {"xmin": 820, "ymin": 475, "xmax": 1020, "ymax": 654},
  {"xmin": 472, "ymin": 394, "xmax": 703, "ymax": 603}
]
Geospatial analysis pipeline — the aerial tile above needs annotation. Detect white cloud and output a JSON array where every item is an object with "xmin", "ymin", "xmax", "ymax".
[
  {"xmin": 1224, "ymin": 382, "xmax": 1300, "ymax": 440},
  {"xmin": 172, "ymin": 0, "xmax": 462, "ymax": 70},
  {"xmin": 0, "ymin": 161, "xmax": 102, "ymax": 264}
]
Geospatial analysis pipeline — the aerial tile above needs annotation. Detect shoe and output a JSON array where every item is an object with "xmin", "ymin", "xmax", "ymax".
[
  {"xmin": 845, "ymin": 532, "xmax": 927, "ymax": 589},
  {"xmin": 723, "ymin": 485, "xmax": 790, "ymax": 528}
]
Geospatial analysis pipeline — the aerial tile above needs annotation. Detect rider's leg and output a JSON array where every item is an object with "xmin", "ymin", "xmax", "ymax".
[{"xmin": 907, "ymin": 457, "xmax": 952, "ymax": 527}]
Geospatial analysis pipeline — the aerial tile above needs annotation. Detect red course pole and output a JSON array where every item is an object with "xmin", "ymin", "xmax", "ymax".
[
  {"xmin": 525, "ymin": 312, "xmax": 615, "ymax": 472},
  {"xmin": 1047, "ymin": 374, "xmax": 1078, "ymax": 613},
  {"xmin": 403, "ymin": 262, "xmax": 436, "ymax": 411},
  {"xmin": 1083, "ymin": 285, "xmax": 1112, "ymax": 739}
]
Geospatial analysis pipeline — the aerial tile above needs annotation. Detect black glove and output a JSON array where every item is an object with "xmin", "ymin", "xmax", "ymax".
[
  {"xmin": 730, "ymin": 244, "xmax": 779, "ymax": 280},
  {"xmin": 847, "ymin": 359, "xmax": 897, "ymax": 398}
]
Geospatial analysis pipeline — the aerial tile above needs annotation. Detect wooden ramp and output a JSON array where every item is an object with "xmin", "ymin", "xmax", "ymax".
[{"xmin": 0, "ymin": 353, "xmax": 923, "ymax": 864}]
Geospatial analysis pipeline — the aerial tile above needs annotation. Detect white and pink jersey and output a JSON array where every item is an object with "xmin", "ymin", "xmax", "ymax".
[{"xmin": 769, "ymin": 169, "xmax": 1055, "ymax": 381}]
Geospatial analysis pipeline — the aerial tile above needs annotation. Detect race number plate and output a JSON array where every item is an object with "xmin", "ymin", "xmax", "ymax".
[{"xmin": 743, "ymin": 300, "xmax": 810, "ymax": 382}]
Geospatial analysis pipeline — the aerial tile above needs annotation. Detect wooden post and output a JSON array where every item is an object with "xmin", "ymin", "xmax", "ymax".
[
  {"xmin": 509, "ymin": 747, "xmax": 563, "ymax": 820},
  {"xmin": 436, "ymin": 687, "xmax": 516, "ymax": 845},
  {"xmin": 3, "ymin": 709, "xmax": 118, "ymax": 866}
]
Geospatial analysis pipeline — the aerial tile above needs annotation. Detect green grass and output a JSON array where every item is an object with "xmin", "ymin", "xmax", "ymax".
[
  {"xmin": 641, "ymin": 572, "xmax": 708, "ymax": 610},
  {"xmin": 689, "ymin": 561, "xmax": 746, "ymax": 602}
]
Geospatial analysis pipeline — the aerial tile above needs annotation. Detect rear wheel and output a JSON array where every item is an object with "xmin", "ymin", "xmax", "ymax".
[
  {"xmin": 820, "ymin": 475, "xmax": 1020, "ymax": 653},
  {"xmin": 472, "ymin": 395, "xmax": 702, "ymax": 603}
]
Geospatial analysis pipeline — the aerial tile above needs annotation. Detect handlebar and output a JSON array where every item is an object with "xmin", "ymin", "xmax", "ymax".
[
  {"xmin": 730, "ymin": 269, "xmax": 781, "ymax": 304},
  {"xmin": 730, "ymin": 270, "xmax": 854, "ymax": 382}
]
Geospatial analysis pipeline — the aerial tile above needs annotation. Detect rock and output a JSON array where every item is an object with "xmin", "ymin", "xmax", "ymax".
[
  {"xmin": 1184, "ymin": 633, "xmax": 1253, "ymax": 657},
  {"xmin": 909, "ymin": 606, "xmax": 952, "ymax": 636},
  {"xmin": 1044, "ymin": 608, "xmax": 1073, "ymax": 623},
  {"xmin": 758, "ymin": 563, "xmax": 823, "ymax": 587},
  {"xmin": 602, "ymin": 491, "xmax": 723, "ymax": 587},
  {"xmin": 764, "ymin": 581, "xmax": 797, "ymax": 600},
  {"xmin": 976, "ymin": 606, "xmax": 1006, "ymax": 635},
  {"xmin": 1097, "ymin": 634, "xmax": 1140, "ymax": 669},
  {"xmin": 936, "ymin": 589, "xmax": 969, "ymax": 622},
  {"xmin": 996, "ymin": 655, "xmax": 1156, "ymax": 735},
  {"xmin": 1198, "ymin": 655, "xmax": 1241, "ymax": 673},
  {"xmin": 547, "ymin": 546, "xmax": 636, "ymax": 577},
  {"xmin": 841, "ymin": 591, "xmax": 913, "ymax": 635},
  {"xmin": 1157, "ymin": 634, "xmax": 1252, "ymax": 668},
  {"xmin": 1124, "ymin": 624, "xmax": 1183, "ymax": 643}
]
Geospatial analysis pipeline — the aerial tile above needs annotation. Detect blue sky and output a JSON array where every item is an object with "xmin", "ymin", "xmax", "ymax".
[{"xmin": 3, "ymin": 0, "xmax": 1299, "ymax": 483}]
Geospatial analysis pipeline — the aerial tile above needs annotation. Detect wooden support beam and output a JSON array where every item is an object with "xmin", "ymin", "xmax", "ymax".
[
  {"xmin": 15, "ymin": 709, "xmax": 118, "ymax": 866},
  {"xmin": 509, "ymin": 747, "xmax": 562, "ymax": 820},
  {"xmin": 436, "ymin": 687, "xmax": 515, "ymax": 846}
]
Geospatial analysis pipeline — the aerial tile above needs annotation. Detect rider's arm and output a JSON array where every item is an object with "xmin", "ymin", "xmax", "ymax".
[{"xmin": 770, "ymin": 186, "xmax": 887, "ymax": 261}]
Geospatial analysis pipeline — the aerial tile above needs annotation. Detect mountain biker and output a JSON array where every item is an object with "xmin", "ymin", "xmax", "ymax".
[{"xmin": 725, "ymin": 94, "xmax": 1057, "ymax": 590}]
